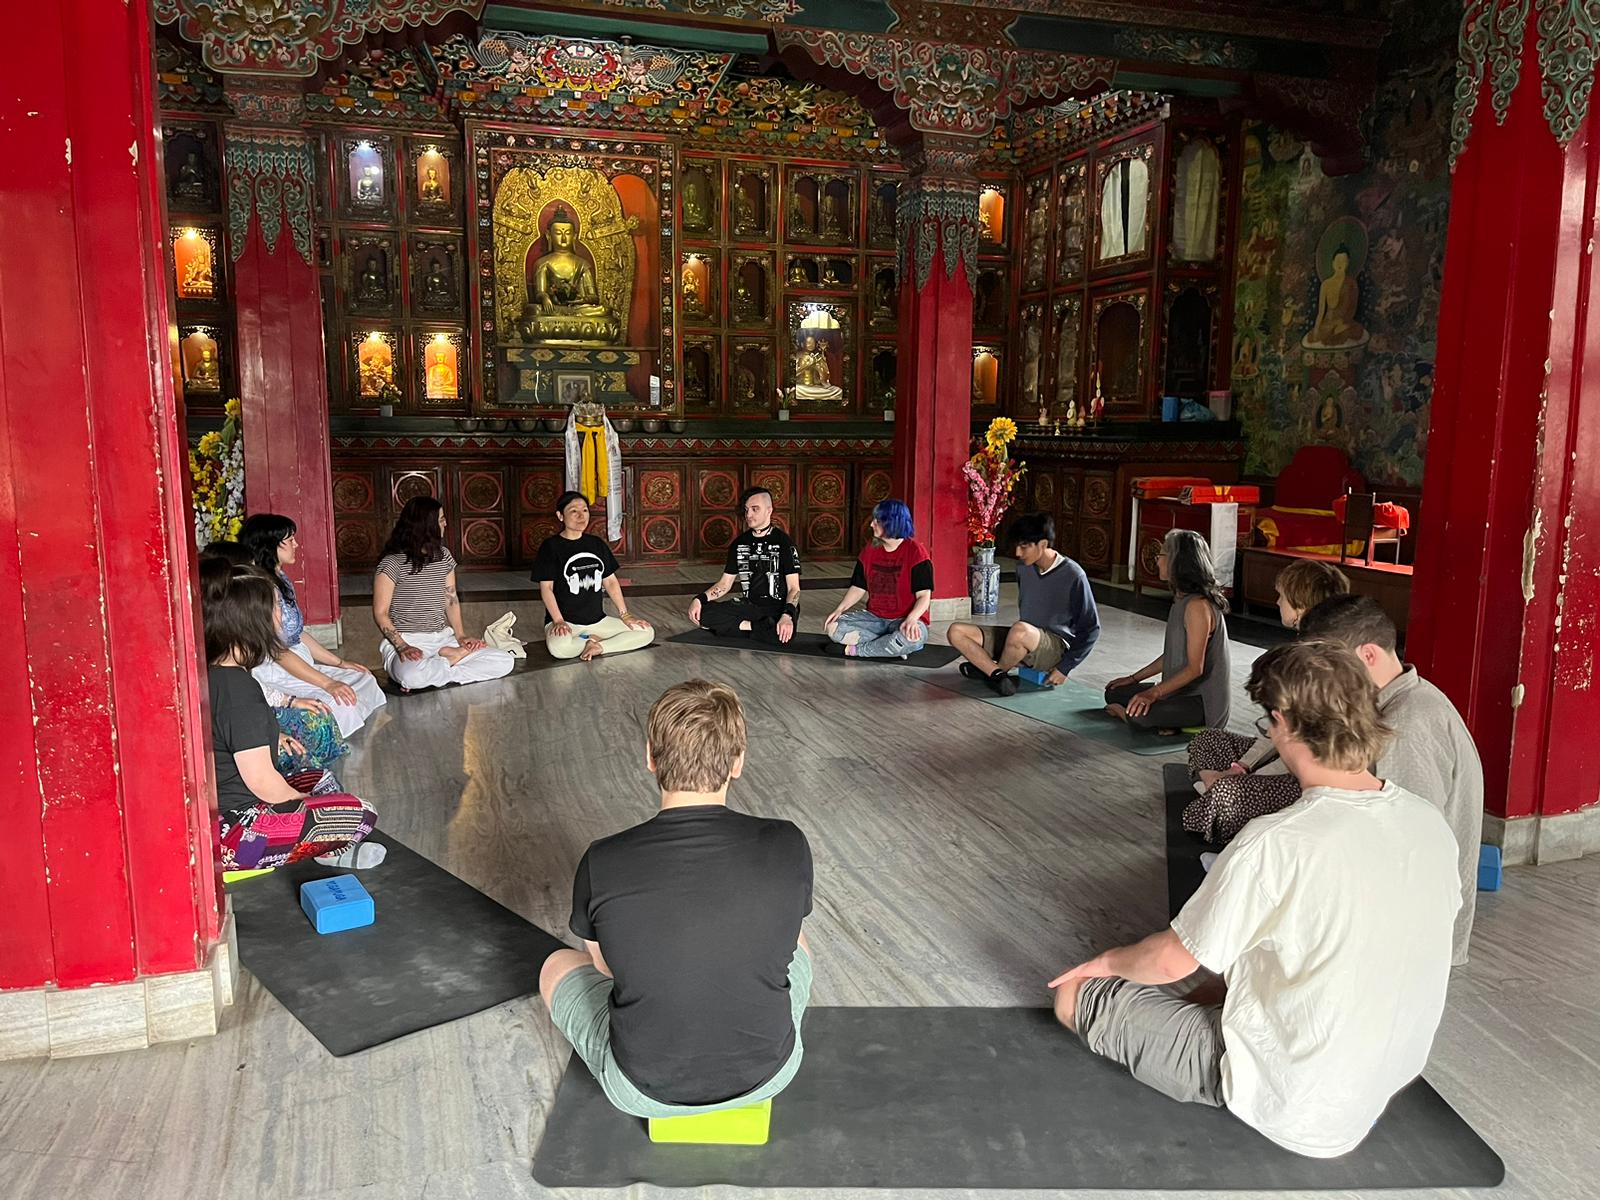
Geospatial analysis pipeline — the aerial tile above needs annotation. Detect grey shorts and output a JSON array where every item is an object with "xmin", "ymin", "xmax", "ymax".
[
  {"xmin": 1074, "ymin": 976, "xmax": 1225, "ymax": 1107},
  {"xmin": 549, "ymin": 946, "xmax": 813, "ymax": 1119},
  {"xmin": 985, "ymin": 625, "xmax": 1069, "ymax": 673}
]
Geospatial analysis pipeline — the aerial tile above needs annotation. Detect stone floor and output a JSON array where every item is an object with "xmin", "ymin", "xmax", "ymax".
[{"xmin": 0, "ymin": 580, "xmax": 1593, "ymax": 1200}]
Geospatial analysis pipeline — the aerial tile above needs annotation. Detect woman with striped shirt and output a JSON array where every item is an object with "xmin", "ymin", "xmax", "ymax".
[{"xmin": 373, "ymin": 497, "xmax": 516, "ymax": 692}]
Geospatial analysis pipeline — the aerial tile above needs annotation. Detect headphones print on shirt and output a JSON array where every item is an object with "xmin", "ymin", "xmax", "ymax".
[{"xmin": 563, "ymin": 552, "xmax": 606, "ymax": 594}]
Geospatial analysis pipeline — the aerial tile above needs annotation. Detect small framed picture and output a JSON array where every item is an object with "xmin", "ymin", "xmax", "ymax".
[{"xmin": 556, "ymin": 373, "xmax": 592, "ymax": 407}]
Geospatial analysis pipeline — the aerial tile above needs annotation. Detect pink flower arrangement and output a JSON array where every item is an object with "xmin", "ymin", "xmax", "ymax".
[{"xmin": 964, "ymin": 417, "xmax": 1026, "ymax": 549}]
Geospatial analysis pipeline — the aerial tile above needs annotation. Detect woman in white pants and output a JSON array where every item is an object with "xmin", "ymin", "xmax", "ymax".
[
  {"xmin": 532, "ymin": 492, "xmax": 654, "ymax": 661},
  {"xmin": 373, "ymin": 497, "xmax": 516, "ymax": 692},
  {"xmin": 242, "ymin": 513, "xmax": 385, "ymax": 738}
]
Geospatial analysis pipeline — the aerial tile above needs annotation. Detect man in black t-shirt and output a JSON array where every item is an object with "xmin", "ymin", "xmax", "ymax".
[
  {"xmin": 687, "ymin": 487, "xmax": 802, "ymax": 644},
  {"xmin": 539, "ymin": 681, "xmax": 815, "ymax": 1117}
]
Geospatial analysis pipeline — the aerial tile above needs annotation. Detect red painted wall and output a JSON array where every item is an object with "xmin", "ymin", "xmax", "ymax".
[{"xmin": 1, "ymin": 0, "xmax": 219, "ymax": 989}]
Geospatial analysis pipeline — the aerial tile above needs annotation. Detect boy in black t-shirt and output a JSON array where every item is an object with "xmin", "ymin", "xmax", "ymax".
[
  {"xmin": 539, "ymin": 681, "xmax": 815, "ymax": 1116},
  {"xmin": 687, "ymin": 487, "xmax": 802, "ymax": 644}
]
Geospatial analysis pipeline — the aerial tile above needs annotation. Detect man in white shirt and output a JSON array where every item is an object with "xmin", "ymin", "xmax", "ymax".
[{"xmin": 1048, "ymin": 640, "xmax": 1461, "ymax": 1158}]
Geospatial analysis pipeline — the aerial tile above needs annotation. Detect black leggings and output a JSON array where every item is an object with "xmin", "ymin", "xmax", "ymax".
[
  {"xmin": 698, "ymin": 599, "xmax": 788, "ymax": 645},
  {"xmin": 1104, "ymin": 681, "xmax": 1207, "ymax": 730}
]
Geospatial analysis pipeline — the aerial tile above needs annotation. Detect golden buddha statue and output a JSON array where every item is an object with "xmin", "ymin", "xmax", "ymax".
[
  {"xmin": 359, "ymin": 343, "xmax": 392, "ymax": 396},
  {"xmin": 821, "ymin": 260, "xmax": 841, "ymax": 287},
  {"xmin": 179, "ymin": 240, "xmax": 214, "ymax": 299},
  {"xmin": 420, "ymin": 166, "xmax": 443, "ymax": 204},
  {"xmin": 734, "ymin": 363, "xmax": 757, "ymax": 406},
  {"xmin": 682, "ymin": 264, "xmax": 704, "ymax": 314},
  {"xmin": 427, "ymin": 354, "xmax": 456, "ymax": 398},
  {"xmin": 733, "ymin": 183, "xmax": 759, "ymax": 234},
  {"xmin": 519, "ymin": 205, "xmax": 622, "ymax": 345},
  {"xmin": 787, "ymin": 258, "xmax": 807, "ymax": 286},
  {"xmin": 190, "ymin": 345, "xmax": 220, "ymax": 390},
  {"xmin": 683, "ymin": 172, "xmax": 710, "ymax": 231},
  {"xmin": 820, "ymin": 190, "xmax": 845, "ymax": 240},
  {"xmin": 791, "ymin": 334, "xmax": 841, "ymax": 402}
]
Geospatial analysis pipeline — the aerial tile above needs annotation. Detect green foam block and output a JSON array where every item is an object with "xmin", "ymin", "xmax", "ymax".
[{"xmin": 648, "ymin": 1099, "xmax": 772, "ymax": 1145}]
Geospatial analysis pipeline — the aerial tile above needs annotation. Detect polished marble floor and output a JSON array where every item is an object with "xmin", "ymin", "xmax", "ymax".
[{"xmin": 1, "ymin": 581, "xmax": 1595, "ymax": 1200}]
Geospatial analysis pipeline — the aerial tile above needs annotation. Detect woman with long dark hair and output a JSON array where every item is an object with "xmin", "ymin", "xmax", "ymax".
[
  {"xmin": 241, "ymin": 513, "xmax": 385, "ymax": 737},
  {"xmin": 1104, "ymin": 528, "xmax": 1232, "ymax": 730},
  {"xmin": 372, "ymin": 497, "xmax": 515, "ymax": 690},
  {"xmin": 822, "ymin": 498, "xmax": 933, "ymax": 658},
  {"xmin": 202, "ymin": 560, "xmax": 383, "ymax": 871}
]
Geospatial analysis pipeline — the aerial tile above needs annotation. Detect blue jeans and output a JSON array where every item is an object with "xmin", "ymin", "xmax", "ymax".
[{"xmin": 830, "ymin": 611, "xmax": 927, "ymax": 658}]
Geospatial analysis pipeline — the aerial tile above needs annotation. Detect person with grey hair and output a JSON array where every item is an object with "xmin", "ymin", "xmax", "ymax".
[{"xmin": 1104, "ymin": 528, "xmax": 1231, "ymax": 730}]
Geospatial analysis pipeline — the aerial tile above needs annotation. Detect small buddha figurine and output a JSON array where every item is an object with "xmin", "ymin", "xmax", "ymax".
[
  {"xmin": 519, "ymin": 204, "xmax": 622, "ymax": 345},
  {"xmin": 685, "ymin": 355, "xmax": 707, "ymax": 402},
  {"xmin": 682, "ymin": 265, "xmax": 704, "ymax": 314},
  {"xmin": 179, "ymin": 241, "xmax": 214, "ymax": 299},
  {"xmin": 355, "ymin": 163, "xmax": 382, "ymax": 203},
  {"xmin": 190, "ymin": 345, "xmax": 220, "ymax": 390},
  {"xmin": 872, "ymin": 273, "xmax": 895, "ymax": 323},
  {"xmin": 427, "ymin": 354, "xmax": 456, "ymax": 398},
  {"xmin": 421, "ymin": 259, "xmax": 454, "ymax": 309},
  {"xmin": 791, "ymin": 334, "xmax": 841, "ymax": 402},
  {"xmin": 174, "ymin": 151, "xmax": 205, "ymax": 201},
  {"xmin": 734, "ymin": 364, "xmax": 757, "ymax": 406},
  {"xmin": 420, "ymin": 165, "xmax": 444, "ymax": 204},
  {"xmin": 733, "ymin": 279, "xmax": 754, "ymax": 318},
  {"xmin": 683, "ymin": 172, "xmax": 710, "ymax": 231},
  {"xmin": 787, "ymin": 258, "xmax": 808, "ymax": 286},
  {"xmin": 820, "ymin": 191, "xmax": 846, "ymax": 240},
  {"xmin": 356, "ymin": 257, "xmax": 387, "ymax": 305},
  {"xmin": 788, "ymin": 190, "xmax": 809, "ymax": 238},
  {"xmin": 821, "ymin": 260, "xmax": 841, "ymax": 287},
  {"xmin": 871, "ymin": 188, "xmax": 893, "ymax": 240},
  {"xmin": 359, "ymin": 345, "xmax": 392, "ymax": 396},
  {"xmin": 733, "ymin": 184, "xmax": 759, "ymax": 234}
]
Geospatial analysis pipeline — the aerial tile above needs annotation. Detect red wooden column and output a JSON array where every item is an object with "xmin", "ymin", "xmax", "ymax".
[
  {"xmin": 1, "ymin": 0, "xmax": 219, "ymax": 999},
  {"xmin": 894, "ymin": 148, "xmax": 979, "ymax": 608},
  {"xmin": 225, "ymin": 100, "xmax": 341, "ymax": 627},
  {"xmin": 1411, "ymin": 19, "xmax": 1600, "ymax": 861}
]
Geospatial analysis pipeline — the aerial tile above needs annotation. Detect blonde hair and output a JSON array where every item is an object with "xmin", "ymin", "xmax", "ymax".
[
  {"xmin": 1275, "ymin": 559, "xmax": 1351, "ymax": 615},
  {"xmin": 647, "ymin": 680, "xmax": 748, "ymax": 793},
  {"xmin": 1247, "ymin": 641, "xmax": 1391, "ymax": 771}
]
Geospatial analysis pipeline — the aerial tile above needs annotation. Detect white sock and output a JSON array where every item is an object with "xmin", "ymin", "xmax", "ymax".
[{"xmin": 315, "ymin": 842, "xmax": 388, "ymax": 869}]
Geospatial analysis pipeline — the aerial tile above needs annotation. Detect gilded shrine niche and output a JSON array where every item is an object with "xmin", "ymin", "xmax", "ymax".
[{"xmin": 474, "ymin": 127, "xmax": 672, "ymax": 412}]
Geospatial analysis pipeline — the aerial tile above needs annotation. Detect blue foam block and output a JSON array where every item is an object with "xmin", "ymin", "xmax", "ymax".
[
  {"xmin": 300, "ymin": 874, "xmax": 375, "ymax": 934},
  {"xmin": 1477, "ymin": 844, "xmax": 1502, "ymax": 892},
  {"xmin": 1017, "ymin": 666, "xmax": 1055, "ymax": 688}
]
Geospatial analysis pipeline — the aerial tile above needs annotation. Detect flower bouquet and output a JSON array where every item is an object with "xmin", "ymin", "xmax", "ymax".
[
  {"xmin": 189, "ymin": 397, "xmax": 245, "ymax": 547},
  {"xmin": 963, "ymin": 416, "xmax": 1026, "ymax": 550}
]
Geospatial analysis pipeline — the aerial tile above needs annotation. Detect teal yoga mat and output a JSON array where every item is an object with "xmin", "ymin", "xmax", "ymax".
[{"xmin": 922, "ymin": 673, "xmax": 1194, "ymax": 757}]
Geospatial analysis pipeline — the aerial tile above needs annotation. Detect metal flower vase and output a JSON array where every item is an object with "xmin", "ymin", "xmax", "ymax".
[{"xmin": 968, "ymin": 546, "xmax": 1000, "ymax": 616}]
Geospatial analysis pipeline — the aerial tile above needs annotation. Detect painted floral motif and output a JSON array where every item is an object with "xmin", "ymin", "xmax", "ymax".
[{"xmin": 225, "ymin": 133, "xmax": 317, "ymax": 263}]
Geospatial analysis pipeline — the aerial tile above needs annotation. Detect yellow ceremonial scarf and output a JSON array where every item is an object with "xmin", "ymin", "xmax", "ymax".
[{"xmin": 575, "ymin": 421, "xmax": 608, "ymax": 505}]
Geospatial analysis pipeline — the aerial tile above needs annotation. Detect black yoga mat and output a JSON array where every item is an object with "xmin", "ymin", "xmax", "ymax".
[
  {"xmin": 230, "ymin": 832, "xmax": 567, "ymax": 1056},
  {"xmin": 1166, "ymin": 761, "xmax": 1223, "ymax": 917},
  {"xmin": 666, "ymin": 627, "xmax": 962, "ymax": 668},
  {"xmin": 532, "ymin": 1006, "xmax": 1503, "ymax": 1190}
]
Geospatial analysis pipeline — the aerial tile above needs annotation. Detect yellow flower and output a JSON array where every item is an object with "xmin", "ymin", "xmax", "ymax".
[
  {"xmin": 197, "ymin": 431, "xmax": 222, "ymax": 457},
  {"xmin": 986, "ymin": 417, "xmax": 1018, "ymax": 446},
  {"xmin": 224, "ymin": 398, "xmax": 241, "ymax": 420}
]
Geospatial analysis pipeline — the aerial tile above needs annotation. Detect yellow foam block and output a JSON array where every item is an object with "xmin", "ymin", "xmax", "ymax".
[
  {"xmin": 222, "ymin": 867, "xmax": 275, "ymax": 885},
  {"xmin": 648, "ymin": 1099, "xmax": 771, "ymax": 1145}
]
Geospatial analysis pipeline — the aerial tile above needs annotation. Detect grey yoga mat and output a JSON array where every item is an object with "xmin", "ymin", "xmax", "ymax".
[
  {"xmin": 532, "ymin": 1006, "xmax": 1502, "ymax": 1190},
  {"xmin": 667, "ymin": 627, "xmax": 962, "ymax": 667}
]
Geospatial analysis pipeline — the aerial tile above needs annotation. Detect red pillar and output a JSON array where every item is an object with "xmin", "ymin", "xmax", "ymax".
[
  {"xmin": 1, "ymin": 0, "xmax": 219, "ymax": 990},
  {"xmin": 894, "ymin": 153, "xmax": 978, "ymax": 605},
  {"xmin": 1411, "ymin": 26, "xmax": 1600, "ymax": 858},
  {"xmin": 226, "ymin": 120, "xmax": 341, "ymax": 627}
]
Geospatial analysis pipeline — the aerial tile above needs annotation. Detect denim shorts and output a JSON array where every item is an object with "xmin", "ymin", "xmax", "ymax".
[{"xmin": 549, "ymin": 945, "xmax": 813, "ymax": 1118}]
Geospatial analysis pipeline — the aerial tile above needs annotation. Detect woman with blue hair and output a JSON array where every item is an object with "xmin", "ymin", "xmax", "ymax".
[{"xmin": 823, "ymin": 498, "xmax": 933, "ymax": 658}]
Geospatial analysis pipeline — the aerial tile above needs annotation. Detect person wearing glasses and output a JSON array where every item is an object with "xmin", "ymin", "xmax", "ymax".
[
  {"xmin": 1104, "ymin": 529, "xmax": 1230, "ymax": 731},
  {"xmin": 1051, "ymin": 640, "xmax": 1460, "ymax": 1160},
  {"xmin": 241, "ymin": 513, "xmax": 385, "ymax": 738}
]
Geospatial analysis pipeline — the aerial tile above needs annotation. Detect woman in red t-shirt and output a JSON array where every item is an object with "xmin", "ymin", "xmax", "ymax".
[{"xmin": 823, "ymin": 499, "xmax": 934, "ymax": 658}]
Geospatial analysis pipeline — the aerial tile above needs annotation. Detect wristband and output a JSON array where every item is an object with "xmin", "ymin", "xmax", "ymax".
[
  {"xmin": 782, "ymin": 602, "xmax": 799, "ymax": 621},
  {"xmin": 696, "ymin": 591, "xmax": 710, "ymax": 604}
]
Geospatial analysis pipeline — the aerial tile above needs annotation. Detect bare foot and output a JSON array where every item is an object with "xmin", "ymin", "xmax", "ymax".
[
  {"xmin": 1105, "ymin": 702, "xmax": 1129, "ymax": 722},
  {"xmin": 579, "ymin": 637, "xmax": 605, "ymax": 661},
  {"xmin": 440, "ymin": 645, "xmax": 470, "ymax": 666},
  {"xmin": 1052, "ymin": 977, "xmax": 1086, "ymax": 1031}
]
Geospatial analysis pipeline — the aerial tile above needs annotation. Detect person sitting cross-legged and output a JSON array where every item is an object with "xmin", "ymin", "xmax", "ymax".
[
  {"xmin": 1183, "ymin": 557, "xmax": 1350, "ymax": 842},
  {"xmin": 539, "ymin": 680, "xmax": 814, "ymax": 1118},
  {"xmin": 532, "ymin": 491, "xmax": 654, "ymax": 661},
  {"xmin": 374, "ymin": 497, "xmax": 517, "ymax": 691},
  {"xmin": 1104, "ymin": 528, "xmax": 1230, "ymax": 730},
  {"xmin": 822, "ymin": 498, "xmax": 932, "ymax": 659},
  {"xmin": 1298, "ymin": 593, "xmax": 1483, "ymax": 965},
  {"xmin": 946, "ymin": 512, "xmax": 1100, "ymax": 696},
  {"xmin": 688, "ymin": 486, "xmax": 802, "ymax": 645},
  {"xmin": 1049, "ymin": 640, "xmax": 1461, "ymax": 1159}
]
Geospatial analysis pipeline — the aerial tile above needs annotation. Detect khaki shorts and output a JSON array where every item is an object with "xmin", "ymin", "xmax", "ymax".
[
  {"xmin": 985, "ymin": 625, "xmax": 1068, "ymax": 673},
  {"xmin": 549, "ymin": 946, "xmax": 813, "ymax": 1119}
]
